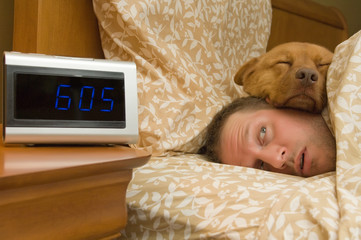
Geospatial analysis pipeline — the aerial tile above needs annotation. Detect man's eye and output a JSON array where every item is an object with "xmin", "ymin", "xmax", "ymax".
[{"xmin": 260, "ymin": 127, "xmax": 266, "ymax": 141}]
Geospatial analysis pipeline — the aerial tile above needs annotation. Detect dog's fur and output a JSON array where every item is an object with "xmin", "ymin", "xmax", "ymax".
[{"xmin": 234, "ymin": 42, "xmax": 333, "ymax": 113}]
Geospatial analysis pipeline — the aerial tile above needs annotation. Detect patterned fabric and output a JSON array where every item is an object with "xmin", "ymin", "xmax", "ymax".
[
  {"xmin": 327, "ymin": 31, "xmax": 361, "ymax": 239},
  {"xmin": 122, "ymin": 154, "xmax": 336, "ymax": 239},
  {"xmin": 94, "ymin": 0, "xmax": 361, "ymax": 238},
  {"xmin": 119, "ymin": 31, "xmax": 361, "ymax": 239},
  {"xmin": 93, "ymin": 0, "xmax": 272, "ymax": 155}
]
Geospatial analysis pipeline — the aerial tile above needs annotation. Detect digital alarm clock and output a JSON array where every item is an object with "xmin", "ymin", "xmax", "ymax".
[{"xmin": 3, "ymin": 52, "xmax": 138, "ymax": 144}]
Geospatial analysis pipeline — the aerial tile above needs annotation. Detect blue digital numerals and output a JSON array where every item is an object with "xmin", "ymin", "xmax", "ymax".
[
  {"xmin": 78, "ymin": 86, "xmax": 95, "ymax": 111},
  {"xmin": 100, "ymin": 87, "xmax": 114, "ymax": 112},
  {"xmin": 55, "ymin": 84, "xmax": 71, "ymax": 110},
  {"xmin": 55, "ymin": 84, "xmax": 114, "ymax": 112}
]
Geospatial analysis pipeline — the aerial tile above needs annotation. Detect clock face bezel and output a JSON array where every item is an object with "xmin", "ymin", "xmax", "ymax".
[{"xmin": 5, "ymin": 65, "xmax": 126, "ymax": 129}]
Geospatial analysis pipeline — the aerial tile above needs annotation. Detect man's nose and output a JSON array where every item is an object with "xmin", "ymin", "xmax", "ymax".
[{"xmin": 259, "ymin": 145, "xmax": 288, "ymax": 169}]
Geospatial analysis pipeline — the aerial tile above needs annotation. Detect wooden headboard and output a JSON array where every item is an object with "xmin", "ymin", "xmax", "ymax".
[
  {"xmin": 13, "ymin": 0, "xmax": 348, "ymax": 58},
  {"xmin": 268, "ymin": 0, "xmax": 348, "ymax": 51},
  {"xmin": 13, "ymin": 0, "xmax": 104, "ymax": 59}
]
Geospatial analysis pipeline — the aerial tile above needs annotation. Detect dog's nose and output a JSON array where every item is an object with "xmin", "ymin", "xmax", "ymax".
[{"xmin": 296, "ymin": 68, "xmax": 318, "ymax": 86}]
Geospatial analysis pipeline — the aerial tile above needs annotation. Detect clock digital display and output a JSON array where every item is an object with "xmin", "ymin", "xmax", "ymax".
[{"xmin": 14, "ymin": 73, "xmax": 125, "ymax": 122}]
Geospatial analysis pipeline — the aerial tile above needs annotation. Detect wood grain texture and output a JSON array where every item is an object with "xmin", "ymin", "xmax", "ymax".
[
  {"xmin": 0, "ymin": 134, "xmax": 151, "ymax": 239},
  {"xmin": 268, "ymin": 0, "xmax": 348, "ymax": 51},
  {"xmin": 13, "ymin": 0, "xmax": 39, "ymax": 53},
  {"xmin": 13, "ymin": 0, "xmax": 104, "ymax": 58},
  {"xmin": 271, "ymin": 0, "xmax": 347, "ymax": 29}
]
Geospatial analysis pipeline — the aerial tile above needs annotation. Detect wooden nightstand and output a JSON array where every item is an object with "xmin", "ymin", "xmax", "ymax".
[{"xmin": 0, "ymin": 138, "xmax": 150, "ymax": 239}]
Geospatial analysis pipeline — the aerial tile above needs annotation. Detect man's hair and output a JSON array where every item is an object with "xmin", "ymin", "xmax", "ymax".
[{"xmin": 198, "ymin": 96, "xmax": 272, "ymax": 163}]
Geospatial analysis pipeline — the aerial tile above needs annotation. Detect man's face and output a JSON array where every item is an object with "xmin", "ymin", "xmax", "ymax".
[{"xmin": 219, "ymin": 108, "xmax": 336, "ymax": 177}]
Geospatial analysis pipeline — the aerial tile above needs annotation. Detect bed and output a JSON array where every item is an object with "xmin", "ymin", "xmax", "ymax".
[{"xmin": 12, "ymin": 0, "xmax": 361, "ymax": 239}]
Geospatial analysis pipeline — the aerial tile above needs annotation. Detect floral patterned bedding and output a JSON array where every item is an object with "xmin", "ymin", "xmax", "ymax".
[
  {"xmin": 123, "ymin": 154, "xmax": 336, "ymax": 239},
  {"xmin": 93, "ymin": 0, "xmax": 361, "ymax": 238}
]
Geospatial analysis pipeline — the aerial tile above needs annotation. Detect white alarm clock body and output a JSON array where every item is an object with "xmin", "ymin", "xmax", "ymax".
[{"xmin": 3, "ymin": 52, "xmax": 138, "ymax": 145}]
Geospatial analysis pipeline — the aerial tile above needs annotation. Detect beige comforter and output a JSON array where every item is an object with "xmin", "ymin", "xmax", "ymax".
[{"xmin": 93, "ymin": 0, "xmax": 361, "ymax": 238}]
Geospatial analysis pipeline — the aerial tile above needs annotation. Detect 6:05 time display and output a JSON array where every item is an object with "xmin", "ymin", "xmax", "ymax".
[
  {"xmin": 55, "ymin": 84, "xmax": 115, "ymax": 112},
  {"xmin": 15, "ymin": 73, "xmax": 126, "ymax": 122}
]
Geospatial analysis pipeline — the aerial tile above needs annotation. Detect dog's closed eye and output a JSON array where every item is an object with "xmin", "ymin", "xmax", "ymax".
[
  {"xmin": 318, "ymin": 62, "xmax": 331, "ymax": 67},
  {"xmin": 276, "ymin": 61, "xmax": 292, "ymax": 66}
]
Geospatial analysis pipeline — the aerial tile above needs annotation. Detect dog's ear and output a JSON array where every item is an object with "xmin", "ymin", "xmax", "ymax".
[{"xmin": 234, "ymin": 57, "xmax": 259, "ymax": 85}]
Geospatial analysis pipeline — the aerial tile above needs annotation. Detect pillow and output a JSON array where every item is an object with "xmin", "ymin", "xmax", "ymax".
[
  {"xmin": 93, "ymin": 0, "xmax": 272, "ymax": 155},
  {"xmin": 121, "ymin": 154, "xmax": 336, "ymax": 239},
  {"xmin": 326, "ymin": 30, "xmax": 361, "ymax": 236},
  {"xmin": 118, "ymin": 31, "xmax": 361, "ymax": 239}
]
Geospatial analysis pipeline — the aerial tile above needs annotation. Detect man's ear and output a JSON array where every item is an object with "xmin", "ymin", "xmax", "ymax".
[{"xmin": 234, "ymin": 57, "xmax": 259, "ymax": 85}]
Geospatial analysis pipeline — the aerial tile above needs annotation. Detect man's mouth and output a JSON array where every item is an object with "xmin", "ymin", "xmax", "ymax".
[
  {"xmin": 300, "ymin": 153, "xmax": 305, "ymax": 170},
  {"xmin": 295, "ymin": 149, "xmax": 307, "ymax": 176}
]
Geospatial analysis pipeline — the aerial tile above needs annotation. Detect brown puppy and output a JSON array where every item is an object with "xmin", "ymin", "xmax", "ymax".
[{"xmin": 234, "ymin": 42, "xmax": 333, "ymax": 113}]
